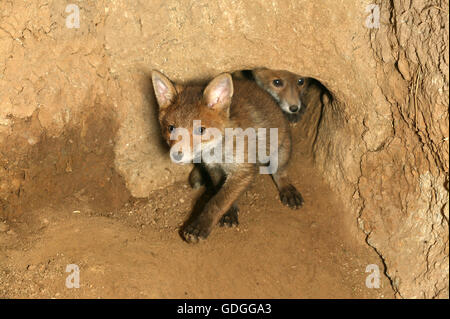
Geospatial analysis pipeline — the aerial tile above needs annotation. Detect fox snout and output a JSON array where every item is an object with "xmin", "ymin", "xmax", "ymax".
[
  {"xmin": 289, "ymin": 104, "xmax": 300, "ymax": 113},
  {"xmin": 169, "ymin": 136, "xmax": 196, "ymax": 163},
  {"xmin": 170, "ymin": 149, "xmax": 184, "ymax": 162},
  {"xmin": 281, "ymin": 99, "xmax": 303, "ymax": 114},
  {"xmin": 283, "ymin": 91, "xmax": 303, "ymax": 114},
  {"xmin": 170, "ymin": 147, "xmax": 195, "ymax": 164}
]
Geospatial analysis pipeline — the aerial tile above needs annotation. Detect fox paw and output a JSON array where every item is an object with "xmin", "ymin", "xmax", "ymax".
[
  {"xmin": 219, "ymin": 206, "xmax": 239, "ymax": 227},
  {"xmin": 189, "ymin": 176, "xmax": 204, "ymax": 190},
  {"xmin": 188, "ymin": 166, "xmax": 205, "ymax": 190},
  {"xmin": 189, "ymin": 175, "xmax": 204, "ymax": 190},
  {"xmin": 279, "ymin": 184, "xmax": 304, "ymax": 209},
  {"xmin": 181, "ymin": 219, "xmax": 211, "ymax": 244}
]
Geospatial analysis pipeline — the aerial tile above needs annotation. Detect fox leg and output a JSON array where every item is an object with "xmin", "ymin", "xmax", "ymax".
[
  {"xmin": 271, "ymin": 136, "xmax": 304, "ymax": 209},
  {"xmin": 182, "ymin": 165, "xmax": 256, "ymax": 243},
  {"xmin": 200, "ymin": 165, "xmax": 240, "ymax": 228},
  {"xmin": 219, "ymin": 204, "xmax": 239, "ymax": 227},
  {"xmin": 188, "ymin": 164, "xmax": 205, "ymax": 189},
  {"xmin": 272, "ymin": 170, "xmax": 304, "ymax": 209},
  {"xmin": 188, "ymin": 164, "xmax": 238, "ymax": 226}
]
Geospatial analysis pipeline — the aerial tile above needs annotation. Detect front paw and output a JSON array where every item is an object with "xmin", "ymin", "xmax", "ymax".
[
  {"xmin": 181, "ymin": 218, "xmax": 212, "ymax": 243},
  {"xmin": 219, "ymin": 206, "xmax": 239, "ymax": 227},
  {"xmin": 189, "ymin": 179, "xmax": 204, "ymax": 190},
  {"xmin": 189, "ymin": 169, "xmax": 205, "ymax": 189},
  {"xmin": 279, "ymin": 184, "xmax": 304, "ymax": 209}
]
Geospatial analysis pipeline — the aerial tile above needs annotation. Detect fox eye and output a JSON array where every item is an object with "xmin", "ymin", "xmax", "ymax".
[
  {"xmin": 168, "ymin": 125, "xmax": 175, "ymax": 133},
  {"xmin": 297, "ymin": 78, "xmax": 305, "ymax": 86},
  {"xmin": 194, "ymin": 126, "xmax": 206, "ymax": 135},
  {"xmin": 272, "ymin": 79, "xmax": 283, "ymax": 87}
]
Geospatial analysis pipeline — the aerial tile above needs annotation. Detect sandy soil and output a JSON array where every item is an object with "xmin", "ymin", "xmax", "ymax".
[{"xmin": 0, "ymin": 148, "xmax": 394, "ymax": 298}]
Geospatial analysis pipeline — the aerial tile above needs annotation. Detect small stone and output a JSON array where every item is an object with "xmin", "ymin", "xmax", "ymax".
[
  {"xmin": 27, "ymin": 264, "xmax": 36, "ymax": 271},
  {"xmin": 179, "ymin": 198, "xmax": 185, "ymax": 203}
]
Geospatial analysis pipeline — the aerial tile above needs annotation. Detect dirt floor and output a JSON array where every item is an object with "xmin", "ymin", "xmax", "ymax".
[{"xmin": 0, "ymin": 137, "xmax": 394, "ymax": 298}]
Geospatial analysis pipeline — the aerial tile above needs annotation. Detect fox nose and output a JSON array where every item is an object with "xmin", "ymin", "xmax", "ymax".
[
  {"xmin": 171, "ymin": 150, "xmax": 184, "ymax": 162},
  {"xmin": 289, "ymin": 105, "xmax": 299, "ymax": 113}
]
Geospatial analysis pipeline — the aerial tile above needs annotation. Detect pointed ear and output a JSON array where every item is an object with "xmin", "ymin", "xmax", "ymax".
[
  {"xmin": 203, "ymin": 73, "xmax": 234, "ymax": 113},
  {"xmin": 251, "ymin": 68, "xmax": 270, "ymax": 83},
  {"xmin": 252, "ymin": 67, "xmax": 268, "ymax": 75},
  {"xmin": 152, "ymin": 70, "xmax": 177, "ymax": 110}
]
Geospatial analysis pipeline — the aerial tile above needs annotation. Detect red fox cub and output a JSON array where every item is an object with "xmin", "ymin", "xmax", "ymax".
[
  {"xmin": 237, "ymin": 68, "xmax": 331, "ymax": 123},
  {"xmin": 152, "ymin": 70, "xmax": 303, "ymax": 243}
]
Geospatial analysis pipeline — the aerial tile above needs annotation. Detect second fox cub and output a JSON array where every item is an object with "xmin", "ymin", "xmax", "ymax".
[
  {"xmin": 238, "ymin": 68, "xmax": 331, "ymax": 123},
  {"xmin": 152, "ymin": 70, "xmax": 303, "ymax": 243}
]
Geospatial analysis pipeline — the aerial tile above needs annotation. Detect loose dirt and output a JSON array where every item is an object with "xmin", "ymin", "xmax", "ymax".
[{"xmin": 0, "ymin": 137, "xmax": 394, "ymax": 298}]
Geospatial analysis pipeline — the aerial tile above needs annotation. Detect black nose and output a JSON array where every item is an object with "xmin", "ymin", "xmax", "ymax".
[
  {"xmin": 289, "ymin": 105, "xmax": 299, "ymax": 112},
  {"xmin": 171, "ymin": 150, "xmax": 183, "ymax": 162}
]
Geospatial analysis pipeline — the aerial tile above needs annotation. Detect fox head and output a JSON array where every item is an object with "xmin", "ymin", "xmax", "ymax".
[
  {"xmin": 152, "ymin": 70, "xmax": 233, "ymax": 164},
  {"xmin": 252, "ymin": 68, "xmax": 310, "ymax": 116}
]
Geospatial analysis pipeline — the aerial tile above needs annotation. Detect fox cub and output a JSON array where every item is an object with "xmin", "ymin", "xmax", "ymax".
[
  {"xmin": 152, "ymin": 71, "xmax": 303, "ymax": 243},
  {"xmin": 237, "ymin": 68, "xmax": 331, "ymax": 123}
]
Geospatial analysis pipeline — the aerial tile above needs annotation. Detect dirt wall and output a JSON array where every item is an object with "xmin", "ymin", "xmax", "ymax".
[
  {"xmin": 363, "ymin": 0, "xmax": 449, "ymax": 298},
  {"xmin": 0, "ymin": 0, "xmax": 448, "ymax": 298}
]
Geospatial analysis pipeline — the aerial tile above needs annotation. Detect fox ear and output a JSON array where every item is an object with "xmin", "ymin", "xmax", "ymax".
[
  {"xmin": 152, "ymin": 70, "xmax": 177, "ymax": 110},
  {"xmin": 251, "ymin": 67, "xmax": 269, "ymax": 79},
  {"xmin": 203, "ymin": 73, "xmax": 234, "ymax": 113}
]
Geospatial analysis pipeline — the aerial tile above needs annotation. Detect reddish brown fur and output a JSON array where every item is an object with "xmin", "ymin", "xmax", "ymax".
[
  {"xmin": 244, "ymin": 68, "xmax": 320, "ymax": 123},
  {"xmin": 152, "ymin": 71, "xmax": 303, "ymax": 243}
]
